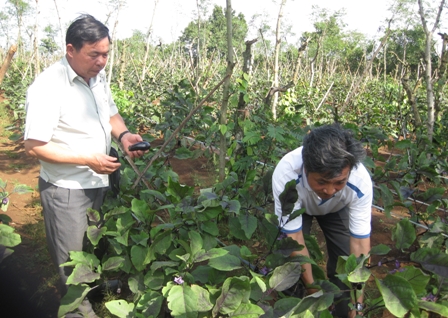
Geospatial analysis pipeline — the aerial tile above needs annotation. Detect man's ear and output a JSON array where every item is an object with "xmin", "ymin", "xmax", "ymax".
[{"xmin": 66, "ymin": 44, "xmax": 75, "ymax": 57}]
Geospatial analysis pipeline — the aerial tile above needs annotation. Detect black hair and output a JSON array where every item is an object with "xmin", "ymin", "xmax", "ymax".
[
  {"xmin": 302, "ymin": 123, "xmax": 366, "ymax": 179},
  {"xmin": 66, "ymin": 14, "xmax": 110, "ymax": 51}
]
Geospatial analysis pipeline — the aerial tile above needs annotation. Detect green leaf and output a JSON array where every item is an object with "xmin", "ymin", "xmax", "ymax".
[
  {"xmin": 417, "ymin": 300, "xmax": 448, "ymax": 316},
  {"xmin": 209, "ymin": 254, "xmax": 242, "ymax": 271},
  {"xmin": 136, "ymin": 290, "xmax": 163, "ymax": 316},
  {"xmin": 102, "ymin": 256, "xmax": 125, "ymax": 271},
  {"xmin": 166, "ymin": 176, "xmax": 194, "ymax": 202},
  {"xmin": 242, "ymin": 131, "xmax": 262, "ymax": 145},
  {"xmin": 130, "ymin": 232, "xmax": 149, "ymax": 246},
  {"xmin": 86, "ymin": 209, "xmax": 101, "ymax": 223},
  {"xmin": 66, "ymin": 263, "xmax": 101, "ymax": 285},
  {"xmin": 369, "ymin": 244, "xmax": 391, "ymax": 255},
  {"xmin": 194, "ymin": 248, "xmax": 228, "ymax": 263},
  {"xmin": 105, "ymin": 299, "xmax": 135, "ymax": 318},
  {"xmin": 410, "ymin": 248, "xmax": 448, "ymax": 278},
  {"xmin": 226, "ymin": 200, "xmax": 241, "ymax": 214},
  {"xmin": 0, "ymin": 214, "xmax": 12, "ymax": 224},
  {"xmin": 131, "ymin": 245, "xmax": 150, "ymax": 271},
  {"xmin": 269, "ymin": 262, "xmax": 302, "ymax": 292},
  {"xmin": 189, "ymin": 231, "xmax": 203, "ymax": 257},
  {"xmin": 201, "ymin": 220, "xmax": 219, "ymax": 236},
  {"xmin": 167, "ymin": 285, "xmax": 198, "ymax": 318},
  {"xmin": 60, "ymin": 251, "xmax": 100, "ymax": 268},
  {"xmin": 392, "ymin": 218, "xmax": 416, "ymax": 250},
  {"xmin": 279, "ymin": 180, "xmax": 298, "ymax": 217},
  {"xmin": 379, "ymin": 184, "xmax": 394, "ymax": 215},
  {"xmin": 191, "ymin": 284, "xmax": 213, "ymax": 312},
  {"xmin": 395, "ymin": 266, "xmax": 430, "ymax": 295},
  {"xmin": 375, "ymin": 275, "xmax": 418, "ymax": 317},
  {"xmin": 58, "ymin": 284, "xmax": 90, "ymax": 317},
  {"xmin": 0, "ymin": 224, "xmax": 21, "ymax": 247},
  {"xmin": 230, "ymin": 303, "xmax": 265, "ymax": 317},
  {"xmin": 87, "ymin": 225, "xmax": 107, "ymax": 246},
  {"xmin": 294, "ymin": 280, "xmax": 339, "ymax": 315},
  {"xmin": 267, "ymin": 125, "xmax": 285, "ymax": 142},
  {"xmin": 213, "ymin": 277, "xmax": 250, "ymax": 316},
  {"xmin": 238, "ymin": 214, "xmax": 257, "ymax": 239},
  {"xmin": 131, "ymin": 198, "xmax": 150, "ymax": 223}
]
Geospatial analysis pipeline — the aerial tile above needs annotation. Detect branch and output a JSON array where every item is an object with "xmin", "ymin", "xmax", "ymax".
[{"xmin": 132, "ymin": 74, "xmax": 230, "ymax": 188}]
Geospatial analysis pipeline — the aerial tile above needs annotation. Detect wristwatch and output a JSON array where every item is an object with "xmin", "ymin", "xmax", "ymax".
[{"xmin": 355, "ymin": 302, "xmax": 364, "ymax": 311}]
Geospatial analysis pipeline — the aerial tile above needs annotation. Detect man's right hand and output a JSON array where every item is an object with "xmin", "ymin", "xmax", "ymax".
[{"xmin": 87, "ymin": 153, "xmax": 121, "ymax": 174}]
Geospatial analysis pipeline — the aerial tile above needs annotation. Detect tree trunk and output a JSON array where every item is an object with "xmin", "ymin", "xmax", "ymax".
[
  {"xmin": 53, "ymin": 0, "xmax": 65, "ymax": 54},
  {"xmin": 271, "ymin": 0, "xmax": 286, "ymax": 120},
  {"xmin": 33, "ymin": 0, "xmax": 40, "ymax": 76},
  {"xmin": 417, "ymin": 0, "xmax": 445, "ymax": 143},
  {"xmin": 141, "ymin": 0, "xmax": 159, "ymax": 82},
  {"xmin": 107, "ymin": 0, "xmax": 124, "ymax": 85},
  {"xmin": 0, "ymin": 44, "xmax": 17, "ymax": 86},
  {"xmin": 219, "ymin": 0, "xmax": 235, "ymax": 182}
]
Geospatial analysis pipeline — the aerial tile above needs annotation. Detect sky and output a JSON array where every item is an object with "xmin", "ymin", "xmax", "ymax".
[{"xmin": 23, "ymin": 0, "xmax": 392, "ymax": 45}]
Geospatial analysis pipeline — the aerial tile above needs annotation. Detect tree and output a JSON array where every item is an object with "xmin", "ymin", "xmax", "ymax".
[
  {"xmin": 417, "ymin": 0, "xmax": 446, "ymax": 143},
  {"xmin": 5, "ymin": 0, "xmax": 31, "ymax": 56},
  {"xmin": 40, "ymin": 24, "xmax": 59, "ymax": 55},
  {"xmin": 179, "ymin": 4, "xmax": 248, "ymax": 57}
]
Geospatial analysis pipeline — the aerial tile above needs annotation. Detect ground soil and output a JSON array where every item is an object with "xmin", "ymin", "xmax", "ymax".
[{"xmin": 0, "ymin": 97, "xmax": 413, "ymax": 318}]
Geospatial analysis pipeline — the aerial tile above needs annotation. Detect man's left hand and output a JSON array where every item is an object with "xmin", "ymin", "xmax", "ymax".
[{"xmin": 121, "ymin": 133, "xmax": 147, "ymax": 159}]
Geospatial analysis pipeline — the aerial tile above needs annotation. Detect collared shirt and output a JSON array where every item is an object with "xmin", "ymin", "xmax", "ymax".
[
  {"xmin": 24, "ymin": 57, "xmax": 119, "ymax": 189},
  {"xmin": 272, "ymin": 146, "xmax": 373, "ymax": 238}
]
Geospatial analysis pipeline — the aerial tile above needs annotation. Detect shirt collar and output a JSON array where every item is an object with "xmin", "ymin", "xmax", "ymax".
[{"xmin": 62, "ymin": 56, "xmax": 100, "ymax": 87}]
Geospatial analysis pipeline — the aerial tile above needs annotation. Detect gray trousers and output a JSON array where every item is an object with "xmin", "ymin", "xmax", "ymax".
[
  {"xmin": 39, "ymin": 177, "xmax": 108, "ymax": 295},
  {"xmin": 302, "ymin": 207, "xmax": 351, "ymax": 317}
]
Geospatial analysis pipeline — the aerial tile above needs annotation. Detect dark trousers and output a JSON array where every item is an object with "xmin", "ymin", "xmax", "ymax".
[
  {"xmin": 302, "ymin": 207, "xmax": 351, "ymax": 317},
  {"xmin": 39, "ymin": 177, "xmax": 108, "ymax": 295}
]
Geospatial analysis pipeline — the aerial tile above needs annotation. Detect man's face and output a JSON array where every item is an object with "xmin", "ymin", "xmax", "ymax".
[
  {"xmin": 307, "ymin": 166, "xmax": 350, "ymax": 200},
  {"xmin": 66, "ymin": 37, "xmax": 110, "ymax": 82}
]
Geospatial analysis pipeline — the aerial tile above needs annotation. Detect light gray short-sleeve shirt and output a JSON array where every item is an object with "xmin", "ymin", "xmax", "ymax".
[
  {"xmin": 24, "ymin": 57, "xmax": 119, "ymax": 189},
  {"xmin": 272, "ymin": 147, "xmax": 373, "ymax": 238}
]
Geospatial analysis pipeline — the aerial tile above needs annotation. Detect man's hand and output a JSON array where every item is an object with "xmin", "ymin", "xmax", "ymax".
[
  {"xmin": 87, "ymin": 153, "xmax": 121, "ymax": 174},
  {"xmin": 120, "ymin": 133, "xmax": 146, "ymax": 159}
]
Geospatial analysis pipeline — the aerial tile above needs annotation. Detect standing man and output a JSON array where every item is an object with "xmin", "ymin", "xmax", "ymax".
[
  {"xmin": 272, "ymin": 124, "xmax": 372, "ymax": 317},
  {"xmin": 24, "ymin": 14, "xmax": 145, "ymax": 314}
]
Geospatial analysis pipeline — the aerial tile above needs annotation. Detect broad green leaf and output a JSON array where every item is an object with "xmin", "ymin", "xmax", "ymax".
[
  {"xmin": 167, "ymin": 285, "xmax": 198, "ymax": 318},
  {"xmin": 279, "ymin": 180, "xmax": 298, "ymax": 216},
  {"xmin": 194, "ymin": 248, "xmax": 228, "ymax": 263},
  {"xmin": 230, "ymin": 303, "xmax": 265, "ymax": 317},
  {"xmin": 392, "ymin": 218, "xmax": 416, "ymax": 250},
  {"xmin": 269, "ymin": 262, "xmax": 302, "ymax": 292},
  {"xmin": 273, "ymin": 297, "xmax": 300, "ymax": 317},
  {"xmin": 379, "ymin": 184, "xmax": 394, "ymax": 215},
  {"xmin": 395, "ymin": 266, "xmax": 430, "ymax": 295},
  {"xmin": 102, "ymin": 256, "xmax": 125, "ymax": 271},
  {"xmin": 66, "ymin": 263, "xmax": 100, "ymax": 285},
  {"xmin": 130, "ymin": 232, "xmax": 149, "ymax": 246},
  {"xmin": 86, "ymin": 209, "xmax": 101, "ymax": 223},
  {"xmin": 0, "ymin": 179, "xmax": 6, "ymax": 188},
  {"xmin": 189, "ymin": 231, "xmax": 203, "ymax": 257},
  {"xmin": 150, "ymin": 261, "xmax": 179, "ymax": 271},
  {"xmin": 128, "ymin": 274, "xmax": 144, "ymax": 294},
  {"xmin": 58, "ymin": 284, "xmax": 90, "ymax": 317},
  {"xmin": 209, "ymin": 254, "xmax": 242, "ymax": 271},
  {"xmin": 0, "ymin": 224, "xmax": 21, "ymax": 247},
  {"xmin": 131, "ymin": 198, "xmax": 150, "ymax": 223},
  {"xmin": 417, "ymin": 300, "xmax": 448, "ymax": 316},
  {"xmin": 242, "ymin": 131, "xmax": 262, "ymax": 145},
  {"xmin": 60, "ymin": 251, "xmax": 100, "ymax": 268},
  {"xmin": 191, "ymin": 284, "xmax": 213, "ymax": 312},
  {"xmin": 375, "ymin": 275, "xmax": 418, "ymax": 317},
  {"xmin": 0, "ymin": 214, "xmax": 12, "ymax": 224},
  {"xmin": 304, "ymin": 234, "xmax": 322, "ymax": 261},
  {"xmin": 213, "ymin": 277, "xmax": 250, "ymax": 316},
  {"xmin": 105, "ymin": 299, "xmax": 135, "ymax": 318},
  {"xmin": 136, "ymin": 290, "xmax": 163, "ymax": 316},
  {"xmin": 201, "ymin": 220, "xmax": 219, "ymax": 236},
  {"xmin": 131, "ymin": 245, "xmax": 150, "ymax": 271},
  {"xmin": 87, "ymin": 225, "xmax": 107, "ymax": 246},
  {"xmin": 275, "ymin": 237, "xmax": 303, "ymax": 257},
  {"xmin": 410, "ymin": 248, "xmax": 448, "ymax": 278},
  {"xmin": 144, "ymin": 269, "xmax": 165, "ymax": 290},
  {"xmin": 369, "ymin": 244, "xmax": 391, "ymax": 255},
  {"xmin": 226, "ymin": 200, "xmax": 241, "ymax": 214},
  {"xmin": 238, "ymin": 214, "xmax": 257, "ymax": 239},
  {"xmin": 166, "ymin": 176, "xmax": 194, "ymax": 202},
  {"xmin": 293, "ymin": 290, "xmax": 333, "ymax": 315}
]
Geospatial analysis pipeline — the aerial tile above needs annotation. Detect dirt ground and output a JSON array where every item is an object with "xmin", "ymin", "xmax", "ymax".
[{"xmin": 0, "ymin": 106, "xmax": 405, "ymax": 317}]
